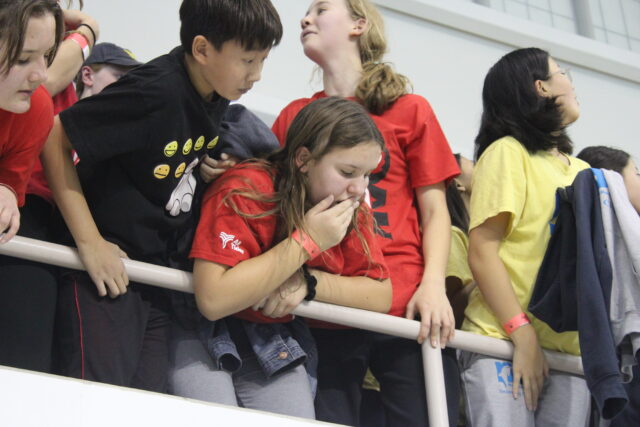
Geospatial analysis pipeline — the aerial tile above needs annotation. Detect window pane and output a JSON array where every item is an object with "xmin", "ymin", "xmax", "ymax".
[
  {"xmin": 528, "ymin": 0, "xmax": 549, "ymax": 9},
  {"xmin": 529, "ymin": 6, "xmax": 553, "ymax": 26},
  {"xmin": 461, "ymin": 0, "xmax": 638, "ymax": 52},
  {"xmin": 550, "ymin": 0, "xmax": 574, "ymax": 17},
  {"xmin": 593, "ymin": 26, "xmax": 608, "ymax": 42},
  {"xmin": 600, "ymin": 0, "xmax": 626, "ymax": 33},
  {"xmin": 622, "ymin": 0, "xmax": 640, "ymax": 39},
  {"xmin": 589, "ymin": 1, "xmax": 604, "ymax": 27},
  {"xmin": 606, "ymin": 31, "xmax": 631, "ymax": 49},
  {"xmin": 554, "ymin": 16, "xmax": 578, "ymax": 33},
  {"xmin": 489, "ymin": 0, "xmax": 506, "ymax": 11},
  {"xmin": 504, "ymin": 0, "xmax": 529, "ymax": 19}
]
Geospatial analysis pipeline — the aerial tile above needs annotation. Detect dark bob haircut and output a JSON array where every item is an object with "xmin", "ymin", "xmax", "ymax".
[
  {"xmin": 475, "ymin": 47, "xmax": 573, "ymax": 160},
  {"xmin": 179, "ymin": 0, "xmax": 283, "ymax": 54},
  {"xmin": 577, "ymin": 146, "xmax": 630, "ymax": 173}
]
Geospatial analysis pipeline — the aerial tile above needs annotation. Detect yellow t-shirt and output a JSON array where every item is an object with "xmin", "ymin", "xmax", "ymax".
[
  {"xmin": 461, "ymin": 136, "xmax": 590, "ymax": 355},
  {"xmin": 446, "ymin": 226, "xmax": 473, "ymax": 287}
]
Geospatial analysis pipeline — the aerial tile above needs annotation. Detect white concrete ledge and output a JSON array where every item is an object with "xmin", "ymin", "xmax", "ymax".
[{"xmin": 0, "ymin": 366, "xmax": 329, "ymax": 427}]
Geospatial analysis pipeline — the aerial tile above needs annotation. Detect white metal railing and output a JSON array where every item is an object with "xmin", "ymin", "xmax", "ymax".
[{"xmin": 0, "ymin": 236, "xmax": 584, "ymax": 427}]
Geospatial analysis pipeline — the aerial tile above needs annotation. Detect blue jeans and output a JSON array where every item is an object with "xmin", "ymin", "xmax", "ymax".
[{"xmin": 168, "ymin": 323, "xmax": 315, "ymax": 419}]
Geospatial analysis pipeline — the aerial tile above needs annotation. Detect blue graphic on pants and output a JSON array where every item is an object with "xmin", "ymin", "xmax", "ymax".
[{"xmin": 495, "ymin": 361, "xmax": 513, "ymax": 394}]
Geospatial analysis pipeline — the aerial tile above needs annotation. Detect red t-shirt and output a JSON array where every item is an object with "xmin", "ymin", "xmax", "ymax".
[
  {"xmin": 190, "ymin": 164, "xmax": 389, "ymax": 325},
  {"xmin": 26, "ymin": 83, "xmax": 79, "ymax": 203},
  {"xmin": 0, "ymin": 85, "xmax": 54, "ymax": 206},
  {"xmin": 272, "ymin": 92, "xmax": 459, "ymax": 317}
]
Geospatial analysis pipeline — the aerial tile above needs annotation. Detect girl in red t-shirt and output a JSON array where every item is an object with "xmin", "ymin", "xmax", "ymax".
[
  {"xmin": 168, "ymin": 97, "xmax": 392, "ymax": 419},
  {"xmin": 0, "ymin": 0, "xmax": 63, "ymax": 240},
  {"xmin": 271, "ymin": 1, "xmax": 460, "ymax": 425},
  {"xmin": 0, "ymin": 0, "xmax": 63, "ymax": 372}
]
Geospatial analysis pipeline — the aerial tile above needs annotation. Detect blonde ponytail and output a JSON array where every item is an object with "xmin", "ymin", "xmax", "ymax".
[
  {"xmin": 357, "ymin": 61, "xmax": 410, "ymax": 115},
  {"xmin": 347, "ymin": 0, "xmax": 411, "ymax": 114}
]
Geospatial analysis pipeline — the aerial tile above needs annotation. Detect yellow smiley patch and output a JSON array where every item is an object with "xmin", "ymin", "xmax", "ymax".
[
  {"xmin": 164, "ymin": 141, "xmax": 178, "ymax": 157},
  {"xmin": 194, "ymin": 136, "xmax": 205, "ymax": 151},
  {"xmin": 153, "ymin": 164, "xmax": 170, "ymax": 179},
  {"xmin": 207, "ymin": 136, "xmax": 219, "ymax": 150},
  {"xmin": 182, "ymin": 138, "xmax": 193, "ymax": 155},
  {"xmin": 175, "ymin": 162, "xmax": 186, "ymax": 178}
]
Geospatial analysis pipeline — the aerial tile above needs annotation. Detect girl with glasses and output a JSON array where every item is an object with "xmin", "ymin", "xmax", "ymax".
[{"xmin": 459, "ymin": 47, "xmax": 591, "ymax": 426}]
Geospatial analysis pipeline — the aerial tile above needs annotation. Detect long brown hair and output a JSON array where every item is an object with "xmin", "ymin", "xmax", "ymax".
[
  {"xmin": 345, "ymin": 0, "xmax": 410, "ymax": 115},
  {"xmin": 222, "ymin": 97, "xmax": 384, "ymax": 257},
  {"xmin": 0, "ymin": 0, "xmax": 64, "ymax": 74}
]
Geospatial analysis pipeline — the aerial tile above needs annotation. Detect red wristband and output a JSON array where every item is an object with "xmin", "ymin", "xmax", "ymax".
[
  {"xmin": 292, "ymin": 229, "xmax": 321, "ymax": 259},
  {"xmin": 503, "ymin": 312, "xmax": 531, "ymax": 335},
  {"xmin": 65, "ymin": 32, "xmax": 91, "ymax": 61}
]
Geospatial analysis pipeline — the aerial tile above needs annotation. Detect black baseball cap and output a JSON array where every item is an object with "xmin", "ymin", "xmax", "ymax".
[{"xmin": 84, "ymin": 42, "xmax": 143, "ymax": 67}]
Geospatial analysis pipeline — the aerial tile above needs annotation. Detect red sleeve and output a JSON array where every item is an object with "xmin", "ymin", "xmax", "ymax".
[
  {"xmin": 340, "ymin": 206, "xmax": 389, "ymax": 280},
  {"xmin": 271, "ymin": 97, "xmax": 318, "ymax": 147},
  {"xmin": 52, "ymin": 83, "xmax": 78, "ymax": 115},
  {"xmin": 396, "ymin": 95, "xmax": 459, "ymax": 188},
  {"xmin": 191, "ymin": 165, "xmax": 297, "ymax": 324},
  {"xmin": 0, "ymin": 86, "xmax": 53, "ymax": 206},
  {"xmin": 190, "ymin": 166, "xmax": 277, "ymax": 267}
]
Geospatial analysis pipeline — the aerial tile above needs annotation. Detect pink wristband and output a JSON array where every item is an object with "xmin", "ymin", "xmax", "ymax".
[
  {"xmin": 292, "ymin": 229, "xmax": 321, "ymax": 259},
  {"xmin": 503, "ymin": 312, "xmax": 531, "ymax": 335},
  {"xmin": 65, "ymin": 32, "xmax": 91, "ymax": 61}
]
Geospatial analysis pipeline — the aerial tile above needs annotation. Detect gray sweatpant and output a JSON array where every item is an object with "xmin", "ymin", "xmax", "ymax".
[
  {"xmin": 168, "ymin": 324, "xmax": 316, "ymax": 419},
  {"xmin": 459, "ymin": 350, "xmax": 590, "ymax": 427}
]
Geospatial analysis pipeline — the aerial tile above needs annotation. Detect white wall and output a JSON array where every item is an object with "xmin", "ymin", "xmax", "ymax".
[{"xmin": 81, "ymin": 0, "xmax": 640, "ymax": 161}]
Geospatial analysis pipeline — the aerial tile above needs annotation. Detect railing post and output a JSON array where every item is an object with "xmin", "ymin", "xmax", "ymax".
[{"xmin": 422, "ymin": 342, "xmax": 449, "ymax": 427}]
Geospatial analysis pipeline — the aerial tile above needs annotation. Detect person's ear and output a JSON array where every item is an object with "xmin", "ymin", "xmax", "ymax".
[
  {"xmin": 454, "ymin": 178, "xmax": 466, "ymax": 194},
  {"xmin": 535, "ymin": 78, "xmax": 551, "ymax": 98},
  {"xmin": 295, "ymin": 147, "xmax": 312, "ymax": 172},
  {"xmin": 349, "ymin": 17, "xmax": 367, "ymax": 37},
  {"xmin": 191, "ymin": 35, "xmax": 211, "ymax": 65},
  {"xmin": 81, "ymin": 66, "xmax": 94, "ymax": 87}
]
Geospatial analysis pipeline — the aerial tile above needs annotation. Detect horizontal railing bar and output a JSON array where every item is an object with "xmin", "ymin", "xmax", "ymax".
[{"xmin": 0, "ymin": 235, "xmax": 583, "ymax": 375}]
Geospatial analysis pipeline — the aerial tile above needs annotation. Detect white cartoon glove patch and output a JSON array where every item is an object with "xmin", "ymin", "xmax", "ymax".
[{"xmin": 165, "ymin": 157, "xmax": 200, "ymax": 216}]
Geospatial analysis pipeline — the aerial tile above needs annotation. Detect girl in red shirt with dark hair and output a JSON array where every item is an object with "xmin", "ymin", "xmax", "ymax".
[
  {"xmin": 0, "ymin": 0, "xmax": 63, "ymax": 372},
  {"xmin": 169, "ymin": 96, "xmax": 391, "ymax": 419}
]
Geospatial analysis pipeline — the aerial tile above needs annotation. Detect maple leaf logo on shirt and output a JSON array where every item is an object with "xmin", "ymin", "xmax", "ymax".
[{"xmin": 219, "ymin": 231, "xmax": 244, "ymax": 254}]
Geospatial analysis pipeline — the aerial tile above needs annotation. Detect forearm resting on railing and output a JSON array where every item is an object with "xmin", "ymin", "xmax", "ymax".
[
  {"xmin": 311, "ymin": 270, "xmax": 392, "ymax": 313},
  {"xmin": 193, "ymin": 238, "xmax": 309, "ymax": 321}
]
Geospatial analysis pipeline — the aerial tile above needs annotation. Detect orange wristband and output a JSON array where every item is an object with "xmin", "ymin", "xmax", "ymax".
[
  {"xmin": 65, "ymin": 32, "xmax": 91, "ymax": 61},
  {"xmin": 503, "ymin": 312, "xmax": 531, "ymax": 335},
  {"xmin": 292, "ymin": 229, "xmax": 321, "ymax": 259}
]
